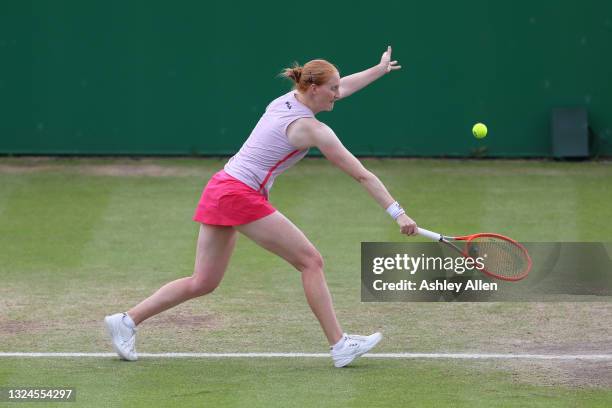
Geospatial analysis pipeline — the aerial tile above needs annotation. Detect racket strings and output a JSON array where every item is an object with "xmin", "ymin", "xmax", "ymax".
[{"xmin": 467, "ymin": 237, "xmax": 530, "ymax": 280}]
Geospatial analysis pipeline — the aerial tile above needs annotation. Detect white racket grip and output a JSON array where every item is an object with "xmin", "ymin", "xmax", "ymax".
[{"xmin": 417, "ymin": 227, "xmax": 442, "ymax": 242}]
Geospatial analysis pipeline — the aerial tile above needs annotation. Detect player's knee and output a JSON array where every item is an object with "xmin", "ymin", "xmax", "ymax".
[
  {"xmin": 296, "ymin": 249, "xmax": 324, "ymax": 274},
  {"xmin": 188, "ymin": 276, "xmax": 219, "ymax": 298}
]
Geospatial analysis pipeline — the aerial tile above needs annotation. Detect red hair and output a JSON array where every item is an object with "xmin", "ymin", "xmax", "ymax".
[{"xmin": 281, "ymin": 59, "xmax": 339, "ymax": 92}]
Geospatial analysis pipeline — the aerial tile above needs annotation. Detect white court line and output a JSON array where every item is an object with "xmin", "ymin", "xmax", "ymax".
[{"xmin": 0, "ymin": 352, "xmax": 611, "ymax": 360}]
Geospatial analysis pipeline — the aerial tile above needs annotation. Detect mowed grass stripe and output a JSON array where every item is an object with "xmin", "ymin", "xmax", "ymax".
[
  {"xmin": 478, "ymin": 174, "xmax": 579, "ymax": 241},
  {"xmin": 0, "ymin": 173, "xmax": 115, "ymax": 276},
  {"xmin": 76, "ymin": 175, "xmax": 202, "ymax": 280}
]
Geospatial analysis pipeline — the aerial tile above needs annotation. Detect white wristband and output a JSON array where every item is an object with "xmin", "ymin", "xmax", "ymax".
[{"xmin": 386, "ymin": 201, "xmax": 405, "ymax": 220}]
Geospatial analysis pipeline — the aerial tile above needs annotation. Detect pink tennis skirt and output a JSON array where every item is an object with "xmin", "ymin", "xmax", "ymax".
[{"xmin": 193, "ymin": 170, "xmax": 276, "ymax": 226}]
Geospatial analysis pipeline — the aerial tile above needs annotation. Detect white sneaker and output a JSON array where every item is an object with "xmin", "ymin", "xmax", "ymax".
[
  {"xmin": 331, "ymin": 332, "xmax": 382, "ymax": 368},
  {"xmin": 104, "ymin": 313, "xmax": 138, "ymax": 361}
]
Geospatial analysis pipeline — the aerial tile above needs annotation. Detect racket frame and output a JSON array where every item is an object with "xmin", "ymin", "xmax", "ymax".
[{"xmin": 417, "ymin": 227, "xmax": 532, "ymax": 281}]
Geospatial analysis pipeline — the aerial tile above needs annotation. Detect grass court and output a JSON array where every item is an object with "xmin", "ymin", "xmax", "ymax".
[{"xmin": 1, "ymin": 157, "xmax": 611, "ymax": 407}]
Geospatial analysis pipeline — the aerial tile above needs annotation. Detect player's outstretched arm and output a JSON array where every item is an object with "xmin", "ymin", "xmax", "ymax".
[
  {"xmin": 287, "ymin": 118, "xmax": 416, "ymax": 235},
  {"xmin": 338, "ymin": 46, "xmax": 401, "ymax": 99}
]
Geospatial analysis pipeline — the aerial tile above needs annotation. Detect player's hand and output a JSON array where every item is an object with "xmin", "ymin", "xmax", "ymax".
[
  {"xmin": 396, "ymin": 213, "xmax": 417, "ymax": 236},
  {"xmin": 379, "ymin": 45, "xmax": 401, "ymax": 74}
]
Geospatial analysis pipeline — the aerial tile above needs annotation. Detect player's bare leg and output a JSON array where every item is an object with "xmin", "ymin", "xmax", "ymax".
[
  {"xmin": 127, "ymin": 224, "xmax": 237, "ymax": 325},
  {"xmin": 236, "ymin": 211, "xmax": 344, "ymax": 345},
  {"xmin": 105, "ymin": 224, "xmax": 237, "ymax": 360},
  {"xmin": 236, "ymin": 211, "xmax": 382, "ymax": 367}
]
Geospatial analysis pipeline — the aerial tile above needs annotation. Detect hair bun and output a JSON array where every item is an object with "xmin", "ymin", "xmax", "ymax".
[{"xmin": 291, "ymin": 67, "xmax": 302, "ymax": 83}]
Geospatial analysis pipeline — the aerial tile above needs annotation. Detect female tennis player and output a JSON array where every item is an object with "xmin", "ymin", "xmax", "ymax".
[{"xmin": 106, "ymin": 46, "xmax": 417, "ymax": 368}]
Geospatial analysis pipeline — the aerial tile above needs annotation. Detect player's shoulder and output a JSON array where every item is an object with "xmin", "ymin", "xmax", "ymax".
[
  {"xmin": 287, "ymin": 118, "xmax": 334, "ymax": 149},
  {"xmin": 288, "ymin": 117, "xmax": 332, "ymax": 139},
  {"xmin": 291, "ymin": 117, "xmax": 324, "ymax": 131}
]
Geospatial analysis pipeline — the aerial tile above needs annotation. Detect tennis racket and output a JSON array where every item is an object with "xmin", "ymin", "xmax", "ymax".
[{"xmin": 417, "ymin": 227, "xmax": 532, "ymax": 282}]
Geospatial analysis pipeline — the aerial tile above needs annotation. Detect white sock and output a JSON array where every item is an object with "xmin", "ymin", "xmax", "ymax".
[
  {"xmin": 122, "ymin": 313, "xmax": 136, "ymax": 329},
  {"xmin": 332, "ymin": 334, "xmax": 348, "ymax": 351}
]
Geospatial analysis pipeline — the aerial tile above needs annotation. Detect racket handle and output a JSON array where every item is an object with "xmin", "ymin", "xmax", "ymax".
[{"xmin": 417, "ymin": 227, "xmax": 443, "ymax": 242}]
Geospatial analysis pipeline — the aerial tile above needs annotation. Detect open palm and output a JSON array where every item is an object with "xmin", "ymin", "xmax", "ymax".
[{"xmin": 380, "ymin": 46, "xmax": 401, "ymax": 73}]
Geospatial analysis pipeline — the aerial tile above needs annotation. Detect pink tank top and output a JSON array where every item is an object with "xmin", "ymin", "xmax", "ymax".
[{"xmin": 224, "ymin": 91, "xmax": 314, "ymax": 196}]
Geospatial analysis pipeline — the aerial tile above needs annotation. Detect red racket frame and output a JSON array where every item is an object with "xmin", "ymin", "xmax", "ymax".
[{"xmin": 451, "ymin": 233, "xmax": 532, "ymax": 282}]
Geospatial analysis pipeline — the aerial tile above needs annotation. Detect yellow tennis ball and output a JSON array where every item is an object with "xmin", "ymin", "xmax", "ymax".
[{"xmin": 472, "ymin": 123, "xmax": 488, "ymax": 139}]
